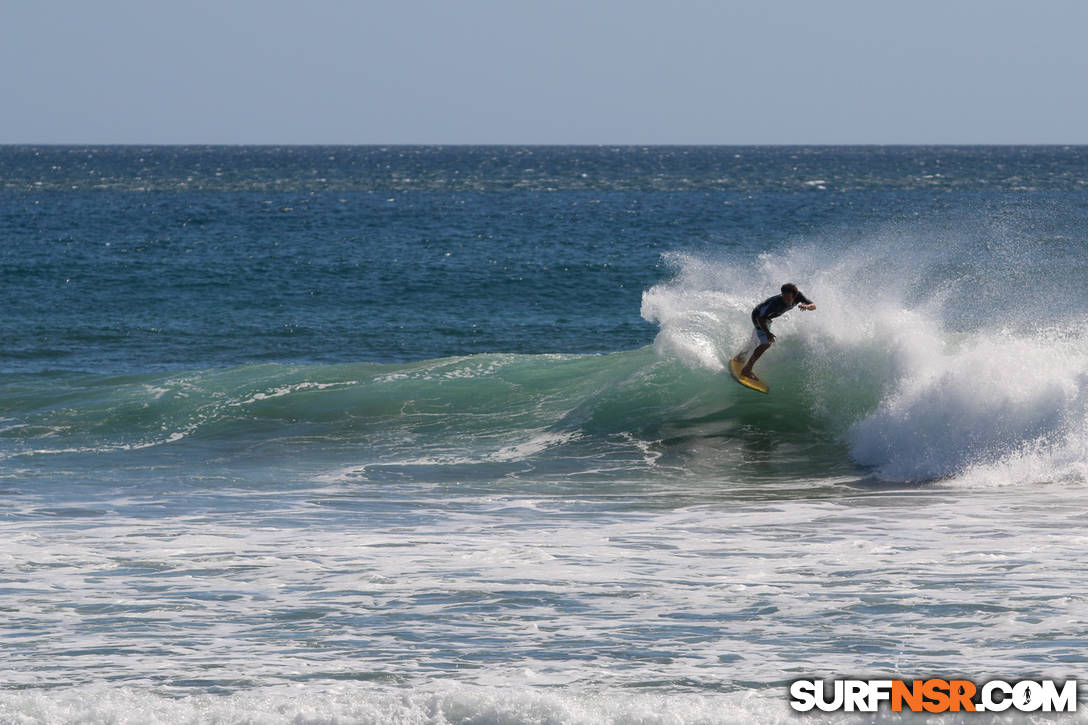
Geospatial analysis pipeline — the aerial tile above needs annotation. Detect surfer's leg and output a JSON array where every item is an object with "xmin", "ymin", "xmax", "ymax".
[
  {"xmin": 740, "ymin": 343, "xmax": 770, "ymax": 378},
  {"xmin": 740, "ymin": 327, "xmax": 772, "ymax": 377},
  {"xmin": 733, "ymin": 328, "xmax": 762, "ymax": 363}
]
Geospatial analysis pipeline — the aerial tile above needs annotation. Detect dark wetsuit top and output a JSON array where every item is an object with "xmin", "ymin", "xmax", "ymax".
[{"xmin": 751, "ymin": 291, "xmax": 812, "ymax": 332}]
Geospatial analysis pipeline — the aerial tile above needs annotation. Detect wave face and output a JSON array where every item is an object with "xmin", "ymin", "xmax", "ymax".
[
  {"xmin": 642, "ymin": 228, "xmax": 1088, "ymax": 484},
  {"xmin": 0, "ymin": 347, "xmax": 852, "ymax": 491}
]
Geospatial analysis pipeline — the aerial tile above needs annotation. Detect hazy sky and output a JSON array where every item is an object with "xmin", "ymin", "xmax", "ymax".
[{"xmin": 3, "ymin": 0, "xmax": 1086, "ymax": 144}]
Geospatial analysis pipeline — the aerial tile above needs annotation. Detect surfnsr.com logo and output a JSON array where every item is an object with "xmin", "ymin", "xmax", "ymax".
[{"xmin": 789, "ymin": 679, "xmax": 1077, "ymax": 713}]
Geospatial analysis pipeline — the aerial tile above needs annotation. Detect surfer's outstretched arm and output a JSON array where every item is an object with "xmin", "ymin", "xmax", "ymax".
[{"xmin": 795, "ymin": 291, "xmax": 815, "ymax": 311}]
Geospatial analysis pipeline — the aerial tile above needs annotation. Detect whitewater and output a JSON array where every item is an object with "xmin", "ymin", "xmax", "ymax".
[{"xmin": 2, "ymin": 146, "xmax": 1087, "ymax": 724}]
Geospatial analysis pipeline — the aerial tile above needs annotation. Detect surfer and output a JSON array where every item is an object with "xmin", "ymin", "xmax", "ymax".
[{"xmin": 733, "ymin": 283, "xmax": 816, "ymax": 380}]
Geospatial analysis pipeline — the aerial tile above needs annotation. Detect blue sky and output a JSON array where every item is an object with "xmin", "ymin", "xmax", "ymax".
[{"xmin": 3, "ymin": 0, "xmax": 1086, "ymax": 144}]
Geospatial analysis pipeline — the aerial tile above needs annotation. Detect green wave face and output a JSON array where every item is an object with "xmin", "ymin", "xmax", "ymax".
[{"xmin": 0, "ymin": 349, "xmax": 860, "ymax": 487}]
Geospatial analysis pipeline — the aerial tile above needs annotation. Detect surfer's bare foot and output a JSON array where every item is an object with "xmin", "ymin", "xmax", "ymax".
[{"xmin": 740, "ymin": 367, "xmax": 756, "ymax": 379}]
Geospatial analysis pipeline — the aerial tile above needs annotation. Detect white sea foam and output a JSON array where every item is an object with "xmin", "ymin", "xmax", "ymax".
[
  {"xmin": 488, "ymin": 430, "xmax": 580, "ymax": 462},
  {"xmin": 231, "ymin": 381, "xmax": 350, "ymax": 406},
  {"xmin": 3, "ymin": 682, "xmax": 1083, "ymax": 724},
  {"xmin": 312, "ymin": 429, "xmax": 581, "ymax": 485},
  {"xmin": 0, "ymin": 683, "xmax": 808, "ymax": 725},
  {"xmin": 849, "ymin": 326, "xmax": 1088, "ymax": 482},
  {"xmin": 5, "ymin": 489, "xmax": 1088, "ymax": 724}
]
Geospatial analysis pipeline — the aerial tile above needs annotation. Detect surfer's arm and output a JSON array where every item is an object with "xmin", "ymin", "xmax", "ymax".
[{"xmin": 796, "ymin": 292, "xmax": 815, "ymax": 310}]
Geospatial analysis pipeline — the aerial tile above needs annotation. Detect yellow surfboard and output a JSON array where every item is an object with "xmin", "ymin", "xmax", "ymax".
[{"xmin": 729, "ymin": 359, "xmax": 769, "ymax": 394}]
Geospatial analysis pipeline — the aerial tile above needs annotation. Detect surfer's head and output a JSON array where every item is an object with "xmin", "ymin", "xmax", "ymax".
[{"xmin": 781, "ymin": 282, "xmax": 799, "ymax": 303}]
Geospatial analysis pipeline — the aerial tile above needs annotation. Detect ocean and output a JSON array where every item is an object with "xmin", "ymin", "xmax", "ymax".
[{"xmin": 1, "ymin": 146, "xmax": 1086, "ymax": 723}]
